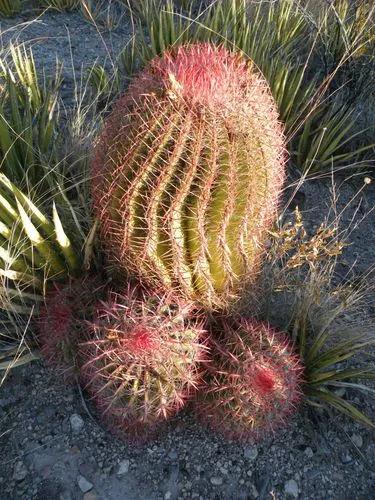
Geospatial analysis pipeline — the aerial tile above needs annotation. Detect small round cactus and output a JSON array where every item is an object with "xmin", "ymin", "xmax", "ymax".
[
  {"xmin": 92, "ymin": 43, "xmax": 285, "ymax": 310},
  {"xmin": 79, "ymin": 285, "xmax": 207, "ymax": 440},
  {"xmin": 196, "ymin": 319, "xmax": 303, "ymax": 441},
  {"xmin": 36, "ymin": 277, "xmax": 104, "ymax": 377}
]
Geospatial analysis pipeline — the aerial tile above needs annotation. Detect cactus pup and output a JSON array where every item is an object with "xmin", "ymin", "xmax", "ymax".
[
  {"xmin": 79, "ymin": 285, "xmax": 207, "ymax": 440},
  {"xmin": 196, "ymin": 319, "xmax": 303, "ymax": 440}
]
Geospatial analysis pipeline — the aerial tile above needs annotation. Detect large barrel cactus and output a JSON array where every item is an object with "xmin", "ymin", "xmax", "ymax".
[{"xmin": 92, "ymin": 43, "xmax": 285, "ymax": 309}]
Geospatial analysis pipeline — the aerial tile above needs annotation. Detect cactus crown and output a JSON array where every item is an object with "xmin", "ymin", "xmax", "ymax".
[
  {"xmin": 197, "ymin": 319, "xmax": 303, "ymax": 441},
  {"xmin": 79, "ymin": 286, "xmax": 207, "ymax": 439},
  {"xmin": 92, "ymin": 43, "xmax": 285, "ymax": 310}
]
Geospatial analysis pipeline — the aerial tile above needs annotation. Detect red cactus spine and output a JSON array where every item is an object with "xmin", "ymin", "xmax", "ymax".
[
  {"xmin": 79, "ymin": 285, "xmax": 208, "ymax": 441},
  {"xmin": 196, "ymin": 319, "xmax": 303, "ymax": 441},
  {"xmin": 91, "ymin": 43, "xmax": 286, "ymax": 310},
  {"xmin": 36, "ymin": 277, "xmax": 104, "ymax": 378}
]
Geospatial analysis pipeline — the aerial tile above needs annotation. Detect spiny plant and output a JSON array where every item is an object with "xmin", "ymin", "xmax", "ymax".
[
  {"xmin": 79, "ymin": 286, "xmax": 207, "ymax": 440},
  {"xmin": 0, "ymin": 173, "xmax": 81, "ymax": 293},
  {"xmin": 39, "ymin": 0, "xmax": 80, "ymax": 11},
  {"xmin": 196, "ymin": 318, "xmax": 303, "ymax": 441},
  {"xmin": 318, "ymin": 0, "xmax": 374, "ymax": 70},
  {"xmin": 93, "ymin": 43, "xmax": 285, "ymax": 310},
  {"xmin": 257, "ymin": 200, "xmax": 375, "ymax": 428},
  {"xmin": 36, "ymin": 277, "xmax": 104, "ymax": 377},
  {"xmin": 80, "ymin": 0, "xmax": 127, "ymax": 31},
  {"xmin": 118, "ymin": 0, "xmax": 374, "ymax": 173},
  {"xmin": 0, "ymin": 0, "xmax": 22, "ymax": 16},
  {"xmin": 0, "ymin": 44, "xmax": 62, "ymax": 186}
]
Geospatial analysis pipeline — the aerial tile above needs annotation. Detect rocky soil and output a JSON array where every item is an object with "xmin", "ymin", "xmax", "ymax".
[{"xmin": 0, "ymin": 5, "xmax": 374, "ymax": 500}]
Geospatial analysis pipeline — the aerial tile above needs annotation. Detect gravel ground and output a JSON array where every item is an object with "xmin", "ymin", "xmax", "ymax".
[{"xmin": 0, "ymin": 6, "xmax": 375, "ymax": 500}]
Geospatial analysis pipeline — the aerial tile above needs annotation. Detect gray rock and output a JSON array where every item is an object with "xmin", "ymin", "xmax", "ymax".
[
  {"xmin": 285, "ymin": 479, "xmax": 299, "ymax": 498},
  {"xmin": 117, "ymin": 459, "xmax": 130, "ymax": 476},
  {"xmin": 70, "ymin": 414, "xmax": 84, "ymax": 434},
  {"xmin": 83, "ymin": 491, "xmax": 98, "ymax": 500},
  {"xmin": 210, "ymin": 476, "xmax": 223, "ymax": 486},
  {"xmin": 351, "ymin": 434, "xmax": 363, "ymax": 448},
  {"xmin": 168, "ymin": 450, "xmax": 178, "ymax": 460},
  {"xmin": 304, "ymin": 447, "xmax": 314, "ymax": 459},
  {"xmin": 243, "ymin": 446, "xmax": 258, "ymax": 461},
  {"xmin": 77, "ymin": 475, "xmax": 93, "ymax": 493},
  {"xmin": 341, "ymin": 452, "xmax": 353, "ymax": 464},
  {"xmin": 13, "ymin": 461, "xmax": 28, "ymax": 482}
]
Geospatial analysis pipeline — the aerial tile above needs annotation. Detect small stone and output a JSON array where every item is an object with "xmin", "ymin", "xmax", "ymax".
[
  {"xmin": 77, "ymin": 475, "xmax": 93, "ymax": 493},
  {"xmin": 168, "ymin": 450, "xmax": 178, "ymax": 460},
  {"xmin": 13, "ymin": 461, "xmax": 28, "ymax": 482},
  {"xmin": 164, "ymin": 492, "xmax": 172, "ymax": 500},
  {"xmin": 83, "ymin": 492, "xmax": 97, "ymax": 500},
  {"xmin": 250, "ymin": 483, "xmax": 259, "ymax": 498},
  {"xmin": 117, "ymin": 459, "xmax": 130, "ymax": 476},
  {"xmin": 210, "ymin": 476, "xmax": 223, "ymax": 486},
  {"xmin": 243, "ymin": 446, "xmax": 258, "ymax": 461},
  {"xmin": 340, "ymin": 452, "xmax": 352, "ymax": 464},
  {"xmin": 351, "ymin": 434, "xmax": 363, "ymax": 448},
  {"xmin": 70, "ymin": 414, "xmax": 84, "ymax": 434},
  {"xmin": 304, "ymin": 447, "xmax": 314, "ymax": 459},
  {"xmin": 334, "ymin": 387, "xmax": 346, "ymax": 397},
  {"xmin": 59, "ymin": 491, "xmax": 73, "ymax": 500},
  {"xmin": 284, "ymin": 479, "xmax": 299, "ymax": 498}
]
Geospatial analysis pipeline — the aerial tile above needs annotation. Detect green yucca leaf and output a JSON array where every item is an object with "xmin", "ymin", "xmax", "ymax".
[
  {"xmin": 306, "ymin": 388, "xmax": 375, "ymax": 429},
  {"xmin": 0, "ymin": 44, "xmax": 61, "ymax": 185},
  {"xmin": 52, "ymin": 202, "xmax": 80, "ymax": 274},
  {"xmin": 308, "ymin": 368, "xmax": 375, "ymax": 385},
  {"xmin": 15, "ymin": 198, "xmax": 67, "ymax": 277},
  {"xmin": 0, "ymin": 0, "xmax": 22, "ymax": 17},
  {"xmin": 39, "ymin": 0, "xmax": 79, "ymax": 12},
  {"xmin": 0, "ymin": 172, "xmax": 83, "ymax": 308}
]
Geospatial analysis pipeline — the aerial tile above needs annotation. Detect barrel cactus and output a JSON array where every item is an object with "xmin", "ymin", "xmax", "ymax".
[
  {"xmin": 92, "ymin": 43, "xmax": 285, "ymax": 310},
  {"xmin": 196, "ymin": 319, "xmax": 302, "ymax": 440},
  {"xmin": 37, "ymin": 277, "xmax": 104, "ymax": 377},
  {"xmin": 79, "ymin": 286, "xmax": 207, "ymax": 440}
]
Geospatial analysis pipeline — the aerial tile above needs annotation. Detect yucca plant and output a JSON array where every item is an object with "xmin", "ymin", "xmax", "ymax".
[
  {"xmin": 294, "ymin": 101, "xmax": 375, "ymax": 173},
  {"xmin": 93, "ymin": 43, "xmax": 285, "ymax": 310},
  {"xmin": 0, "ymin": 173, "xmax": 82, "ymax": 303},
  {"xmin": 39, "ymin": 0, "xmax": 80, "ymax": 11},
  {"xmin": 80, "ymin": 0, "xmax": 126, "ymax": 30},
  {"xmin": 319, "ymin": 0, "xmax": 374, "ymax": 70},
  {"xmin": 0, "ymin": 0, "xmax": 22, "ymax": 17},
  {"xmin": 0, "ymin": 44, "xmax": 62, "ymax": 186}
]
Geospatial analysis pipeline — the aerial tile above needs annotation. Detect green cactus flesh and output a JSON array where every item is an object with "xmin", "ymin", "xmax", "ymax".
[{"xmin": 92, "ymin": 44, "xmax": 285, "ymax": 309}]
